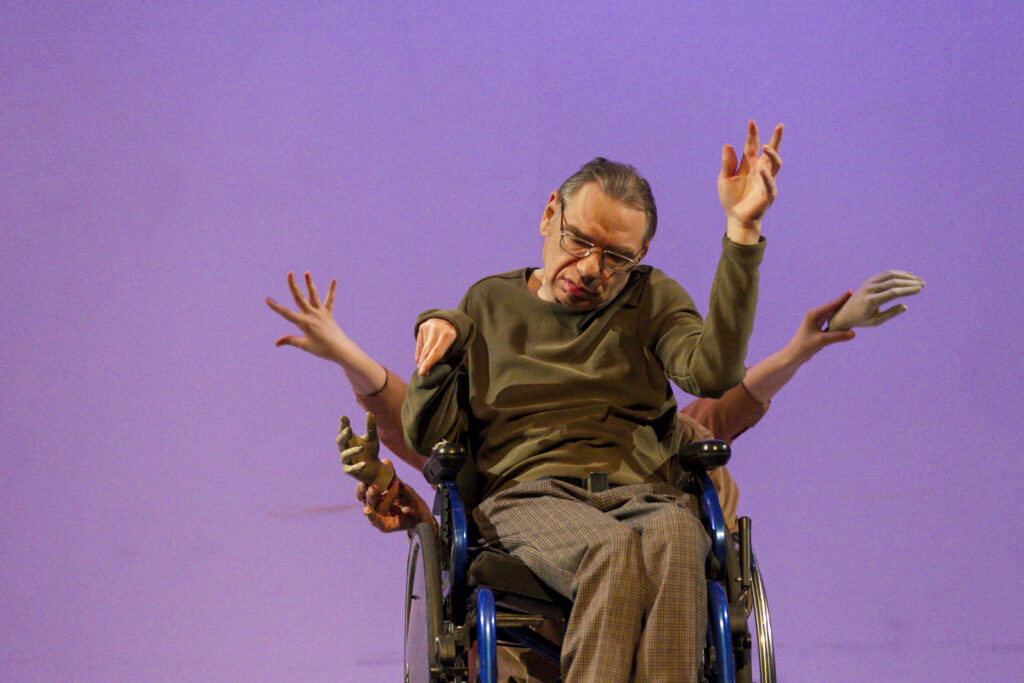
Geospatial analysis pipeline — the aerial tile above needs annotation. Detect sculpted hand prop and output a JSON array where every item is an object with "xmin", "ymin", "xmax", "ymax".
[
  {"xmin": 828, "ymin": 270, "xmax": 924, "ymax": 331},
  {"xmin": 337, "ymin": 413, "xmax": 395, "ymax": 493}
]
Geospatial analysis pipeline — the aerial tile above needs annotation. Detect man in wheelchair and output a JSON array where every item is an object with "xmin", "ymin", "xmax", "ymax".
[
  {"xmin": 399, "ymin": 126, "xmax": 777, "ymax": 682},
  {"xmin": 266, "ymin": 122, "xmax": 924, "ymax": 681}
]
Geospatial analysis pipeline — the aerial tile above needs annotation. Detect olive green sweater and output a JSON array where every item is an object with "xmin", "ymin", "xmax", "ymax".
[{"xmin": 402, "ymin": 236, "xmax": 764, "ymax": 499}]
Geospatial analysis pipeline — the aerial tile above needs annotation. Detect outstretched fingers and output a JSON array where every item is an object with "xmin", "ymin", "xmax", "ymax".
[
  {"xmin": 324, "ymin": 279, "xmax": 337, "ymax": 313},
  {"xmin": 744, "ymin": 120, "xmax": 760, "ymax": 159},
  {"xmin": 873, "ymin": 284, "xmax": 924, "ymax": 305},
  {"xmin": 337, "ymin": 415, "xmax": 352, "ymax": 447},
  {"xmin": 874, "ymin": 280, "xmax": 925, "ymax": 298},
  {"xmin": 868, "ymin": 270, "xmax": 924, "ymax": 287},
  {"xmin": 365, "ymin": 412, "xmax": 377, "ymax": 442},
  {"xmin": 766, "ymin": 123, "xmax": 783, "ymax": 152},
  {"xmin": 286, "ymin": 271, "xmax": 311, "ymax": 312},
  {"xmin": 339, "ymin": 444, "xmax": 363, "ymax": 458},
  {"xmin": 720, "ymin": 144, "xmax": 738, "ymax": 180},
  {"xmin": 273, "ymin": 334, "xmax": 304, "ymax": 349},
  {"xmin": 761, "ymin": 145, "xmax": 782, "ymax": 176},
  {"xmin": 304, "ymin": 272, "xmax": 321, "ymax": 308},
  {"xmin": 873, "ymin": 304, "xmax": 908, "ymax": 326},
  {"xmin": 869, "ymin": 277, "xmax": 924, "ymax": 293},
  {"xmin": 265, "ymin": 297, "xmax": 302, "ymax": 325}
]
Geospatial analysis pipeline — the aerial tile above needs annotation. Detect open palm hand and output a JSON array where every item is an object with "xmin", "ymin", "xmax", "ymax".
[{"xmin": 718, "ymin": 121, "xmax": 783, "ymax": 232}]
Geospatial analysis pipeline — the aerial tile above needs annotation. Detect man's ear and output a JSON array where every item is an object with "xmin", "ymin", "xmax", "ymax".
[{"xmin": 539, "ymin": 190, "xmax": 560, "ymax": 237}]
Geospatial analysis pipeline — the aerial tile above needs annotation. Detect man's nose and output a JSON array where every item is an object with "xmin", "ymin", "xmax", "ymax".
[{"xmin": 577, "ymin": 251, "xmax": 602, "ymax": 282}]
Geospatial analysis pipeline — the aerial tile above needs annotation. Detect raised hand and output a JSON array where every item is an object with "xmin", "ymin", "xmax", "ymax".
[
  {"xmin": 415, "ymin": 318, "xmax": 457, "ymax": 377},
  {"xmin": 355, "ymin": 463, "xmax": 436, "ymax": 533},
  {"xmin": 828, "ymin": 270, "xmax": 925, "ymax": 331},
  {"xmin": 784, "ymin": 291, "xmax": 858, "ymax": 363},
  {"xmin": 718, "ymin": 121, "xmax": 783, "ymax": 240},
  {"xmin": 265, "ymin": 271, "xmax": 348, "ymax": 363},
  {"xmin": 337, "ymin": 413, "xmax": 394, "ymax": 491}
]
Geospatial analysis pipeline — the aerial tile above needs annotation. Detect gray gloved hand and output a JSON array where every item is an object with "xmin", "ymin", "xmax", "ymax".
[{"xmin": 336, "ymin": 412, "xmax": 394, "ymax": 491}]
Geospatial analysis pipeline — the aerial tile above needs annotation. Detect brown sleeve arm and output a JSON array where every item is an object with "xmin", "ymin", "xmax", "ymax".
[
  {"xmin": 679, "ymin": 380, "xmax": 770, "ymax": 444},
  {"xmin": 355, "ymin": 367, "xmax": 427, "ymax": 470},
  {"xmin": 654, "ymin": 238, "xmax": 765, "ymax": 397}
]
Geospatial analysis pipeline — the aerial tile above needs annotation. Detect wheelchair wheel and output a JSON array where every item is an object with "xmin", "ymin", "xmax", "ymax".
[
  {"xmin": 405, "ymin": 522, "xmax": 444, "ymax": 683},
  {"xmin": 750, "ymin": 549, "xmax": 776, "ymax": 683}
]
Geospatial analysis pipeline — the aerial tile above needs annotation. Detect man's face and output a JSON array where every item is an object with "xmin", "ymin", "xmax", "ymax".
[{"xmin": 537, "ymin": 182, "xmax": 649, "ymax": 311}]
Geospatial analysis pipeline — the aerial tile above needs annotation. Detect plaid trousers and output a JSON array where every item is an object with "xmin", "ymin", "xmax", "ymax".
[{"xmin": 473, "ymin": 478, "xmax": 710, "ymax": 683}]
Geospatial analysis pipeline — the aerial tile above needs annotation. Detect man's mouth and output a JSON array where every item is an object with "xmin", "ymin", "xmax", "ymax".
[{"xmin": 564, "ymin": 280, "xmax": 593, "ymax": 298}]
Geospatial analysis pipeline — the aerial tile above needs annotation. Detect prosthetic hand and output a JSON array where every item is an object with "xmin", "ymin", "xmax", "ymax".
[
  {"xmin": 355, "ymin": 461, "xmax": 437, "ymax": 534},
  {"xmin": 337, "ymin": 413, "xmax": 394, "ymax": 492},
  {"xmin": 828, "ymin": 270, "xmax": 925, "ymax": 331}
]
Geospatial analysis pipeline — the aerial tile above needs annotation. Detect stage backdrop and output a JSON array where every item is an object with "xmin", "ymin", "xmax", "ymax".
[{"xmin": 2, "ymin": 2, "xmax": 1022, "ymax": 681}]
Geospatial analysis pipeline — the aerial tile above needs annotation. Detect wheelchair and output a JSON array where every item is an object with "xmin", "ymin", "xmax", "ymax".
[{"xmin": 404, "ymin": 440, "xmax": 776, "ymax": 683}]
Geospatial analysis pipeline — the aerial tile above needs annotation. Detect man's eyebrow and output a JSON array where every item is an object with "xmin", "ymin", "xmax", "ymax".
[{"xmin": 562, "ymin": 223, "xmax": 591, "ymax": 242}]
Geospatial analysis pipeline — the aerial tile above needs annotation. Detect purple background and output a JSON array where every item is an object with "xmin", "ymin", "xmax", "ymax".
[{"xmin": 2, "ymin": 2, "xmax": 1022, "ymax": 680}]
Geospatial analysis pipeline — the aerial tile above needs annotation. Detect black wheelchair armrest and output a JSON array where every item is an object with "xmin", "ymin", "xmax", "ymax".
[
  {"xmin": 677, "ymin": 439, "xmax": 731, "ymax": 472},
  {"xmin": 423, "ymin": 440, "xmax": 468, "ymax": 485}
]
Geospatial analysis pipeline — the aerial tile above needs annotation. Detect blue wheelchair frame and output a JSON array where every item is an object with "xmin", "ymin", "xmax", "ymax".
[{"xmin": 404, "ymin": 444, "xmax": 776, "ymax": 683}]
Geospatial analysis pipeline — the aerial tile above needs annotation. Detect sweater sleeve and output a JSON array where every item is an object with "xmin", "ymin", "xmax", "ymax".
[
  {"xmin": 651, "ymin": 237, "xmax": 764, "ymax": 398},
  {"xmin": 402, "ymin": 307, "xmax": 476, "ymax": 457}
]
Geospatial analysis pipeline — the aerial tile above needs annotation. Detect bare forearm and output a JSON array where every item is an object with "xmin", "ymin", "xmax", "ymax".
[
  {"xmin": 741, "ymin": 343, "xmax": 805, "ymax": 404},
  {"xmin": 330, "ymin": 334, "xmax": 388, "ymax": 395},
  {"xmin": 744, "ymin": 290, "xmax": 859, "ymax": 403}
]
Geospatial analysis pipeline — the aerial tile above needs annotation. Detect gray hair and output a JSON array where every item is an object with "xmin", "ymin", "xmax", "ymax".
[{"xmin": 558, "ymin": 157, "xmax": 658, "ymax": 241}]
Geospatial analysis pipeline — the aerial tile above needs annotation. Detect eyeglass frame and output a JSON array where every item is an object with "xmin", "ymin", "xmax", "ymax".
[{"xmin": 558, "ymin": 199, "xmax": 644, "ymax": 274}]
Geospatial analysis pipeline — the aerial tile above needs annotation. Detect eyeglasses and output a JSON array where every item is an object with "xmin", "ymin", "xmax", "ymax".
[{"xmin": 559, "ymin": 200, "xmax": 642, "ymax": 273}]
